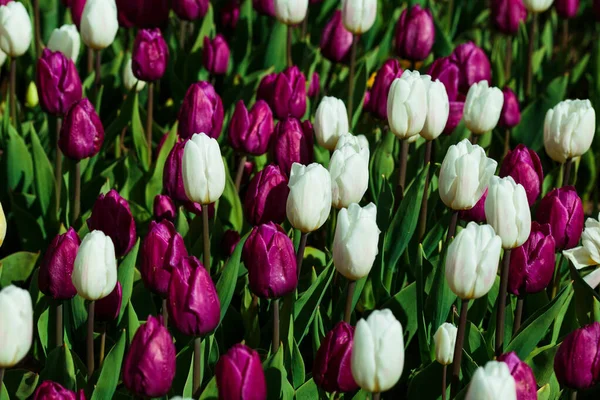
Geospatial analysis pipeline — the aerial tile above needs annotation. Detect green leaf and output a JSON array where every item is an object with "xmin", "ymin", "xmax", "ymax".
[
  {"xmin": 91, "ymin": 330, "xmax": 127, "ymax": 400},
  {"xmin": 215, "ymin": 234, "xmax": 248, "ymax": 322},
  {"xmin": 3, "ymin": 370, "xmax": 39, "ymax": 400},
  {"xmin": 382, "ymin": 282, "xmax": 418, "ymax": 344},
  {"xmin": 5, "ymin": 127, "xmax": 34, "ymax": 192},
  {"xmin": 351, "ymin": 61, "xmax": 368, "ymax": 129},
  {"xmin": 39, "ymin": 345, "xmax": 77, "ymax": 390},
  {"xmin": 294, "ymin": 379, "xmax": 322, "ymax": 400},
  {"xmin": 117, "ymin": 239, "xmax": 139, "ymax": 324},
  {"xmin": 198, "ymin": 377, "xmax": 218, "ymax": 400},
  {"xmin": 145, "ymin": 123, "xmax": 177, "ymax": 211},
  {"xmin": 263, "ymin": 344, "xmax": 294, "ymax": 400},
  {"xmin": 191, "ymin": 3, "xmax": 215, "ymax": 53},
  {"xmin": 264, "ymin": 22, "xmax": 288, "ymax": 72},
  {"xmin": 416, "ymin": 245, "xmax": 430, "ymax": 364},
  {"xmin": 293, "ymin": 265, "xmax": 334, "ymax": 343},
  {"xmin": 30, "ymin": 127, "xmax": 55, "ymax": 217},
  {"xmin": 217, "ymin": 161, "xmax": 244, "ymax": 232},
  {"xmin": 130, "ymin": 93, "xmax": 150, "ymax": 172},
  {"xmin": 0, "ymin": 251, "xmax": 39, "ymax": 287}
]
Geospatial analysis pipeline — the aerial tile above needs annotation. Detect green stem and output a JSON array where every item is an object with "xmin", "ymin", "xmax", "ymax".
[
  {"xmin": 146, "ymin": 83, "xmax": 154, "ymax": 166},
  {"xmin": 272, "ymin": 298, "xmax": 280, "ymax": 353},
  {"xmin": 296, "ymin": 232, "xmax": 308, "ymax": 279},
  {"xmin": 87, "ymin": 301, "xmax": 95, "ymax": 378},
  {"xmin": 450, "ymin": 299, "xmax": 469, "ymax": 397},
  {"xmin": 193, "ymin": 337, "xmax": 202, "ymax": 397},
  {"xmin": 343, "ymin": 280, "xmax": 357, "ymax": 323},
  {"xmin": 202, "ymin": 205, "xmax": 211, "ymax": 272},
  {"xmin": 348, "ymin": 36, "xmax": 358, "ymax": 122},
  {"xmin": 495, "ymin": 249, "xmax": 511, "ymax": 357}
]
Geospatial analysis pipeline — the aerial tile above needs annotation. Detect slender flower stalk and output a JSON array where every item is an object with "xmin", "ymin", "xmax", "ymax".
[
  {"xmin": 87, "ymin": 301, "xmax": 95, "ymax": 378},
  {"xmin": 348, "ymin": 37, "xmax": 358, "ymax": 122},
  {"xmin": 450, "ymin": 299, "xmax": 469, "ymax": 397},
  {"xmin": 146, "ymin": 83, "xmax": 154, "ymax": 165},
  {"xmin": 496, "ymin": 249, "xmax": 511, "ymax": 355},
  {"xmin": 418, "ymin": 141, "xmax": 433, "ymax": 239},
  {"xmin": 526, "ymin": 14, "xmax": 537, "ymax": 99}
]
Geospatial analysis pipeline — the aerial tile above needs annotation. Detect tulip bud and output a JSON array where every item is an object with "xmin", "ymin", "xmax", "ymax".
[
  {"xmin": 36, "ymin": 49, "xmax": 83, "ymax": 117},
  {"xmin": 497, "ymin": 352, "xmax": 538, "ymax": 400},
  {"xmin": 25, "ymin": 81, "xmax": 39, "ymax": 109},
  {"xmin": 286, "ymin": 163, "xmax": 332, "ymax": 233},
  {"xmin": 0, "ymin": 201, "xmax": 6, "ymax": 247},
  {"xmin": 153, "ymin": 195, "xmax": 176, "ymax": 222},
  {"xmin": 132, "ymin": 29, "xmax": 169, "ymax": 82},
  {"xmin": 182, "ymin": 133, "xmax": 226, "ymax": 205},
  {"xmin": 229, "ymin": 100, "xmax": 274, "ymax": 155},
  {"xmin": 123, "ymin": 58, "xmax": 146, "ymax": 92},
  {"xmin": 33, "ymin": 381, "xmax": 85, "ymax": 400},
  {"xmin": 499, "ymin": 87, "xmax": 521, "ymax": 128},
  {"xmin": 72, "ymin": 231, "xmax": 117, "ymax": 301},
  {"xmin": 257, "ymin": 73, "xmax": 277, "ymax": 104},
  {"xmin": 523, "ymin": 0, "xmax": 554, "ymax": 13},
  {"xmin": 387, "ymin": 70, "xmax": 428, "ymax": 140},
  {"xmin": 0, "ymin": 285, "xmax": 33, "ymax": 368},
  {"xmin": 163, "ymin": 141, "xmax": 190, "ymax": 204},
  {"xmin": 39, "ymin": 228, "xmax": 80, "ymax": 300},
  {"xmin": 59, "ymin": 98, "xmax": 104, "ymax": 161},
  {"xmin": 465, "ymin": 361, "xmax": 517, "ymax": 400},
  {"xmin": 272, "ymin": 118, "xmax": 314, "ymax": 176},
  {"xmin": 429, "ymin": 57, "xmax": 460, "ymax": 101},
  {"xmin": 116, "ymin": 0, "xmax": 170, "ymax": 28},
  {"xmin": 433, "ymin": 323, "xmax": 457, "ymax": 365},
  {"xmin": 321, "ymin": 11, "xmax": 353, "ymax": 63},
  {"xmin": 450, "ymin": 42, "xmax": 491, "ymax": 94},
  {"xmin": 253, "ymin": 0, "xmax": 275, "ymax": 16},
  {"xmin": 351, "ymin": 309, "xmax": 404, "ymax": 393},
  {"xmin": 395, "ymin": 5, "xmax": 435, "ymax": 61},
  {"xmin": 544, "ymin": 99, "xmax": 595, "ymax": 163},
  {"xmin": 563, "ymin": 214, "xmax": 600, "ymax": 286},
  {"xmin": 491, "ymin": 0, "xmax": 527, "ymax": 35},
  {"xmin": 244, "ymin": 164, "xmax": 289, "ymax": 225},
  {"xmin": 172, "ymin": 0, "xmax": 209, "ymax": 21},
  {"xmin": 308, "ymin": 72, "xmax": 320, "ymax": 98},
  {"xmin": 95, "ymin": 281, "xmax": 122, "ymax": 322},
  {"xmin": 141, "ymin": 220, "xmax": 188, "ymax": 297},
  {"xmin": 446, "ymin": 222, "xmax": 502, "ymax": 299},
  {"xmin": 329, "ymin": 140, "xmax": 369, "ymax": 209},
  {"xmin": 536, "ymin": 186, "xmax": 584, "ymax": 250},
  {"xmin": 333, "ymin": 203, "xmax": 379, "ymax": 280},
  {"xmin": 221, "ymin": 230, "xmax": 240, "ymax": 258},
  {"xmin": 335, "ymin": 131, "xmax": 369, "ymax": 152},
  {"xmin": 221, "ymin": 1, "xmax": 240, "ymax": 30},
  {"xmin": 80, "ymin": 0, "xmax": 119, "ymax": 50},
  {"xmin": 555, "ymin": 323, "xmax": 600, "ymax": 389},
  {"xmin": 47, "ymin": 24, "xmax": 80, "ymax": 61},
  {"xmin": 123, "ymin": 315, "xmax": 176, "ymax": 397},
  {"xmin": 439, "ymin": 139, "xmax": 498, "ymax": 211},
  {"xmin": 421, "ymin": 77, "xmax": 450, "ymax": 141},
  {"xmin": 167, "ymin": 256, "xmax": 221, "ymax": 336},
  {"xmin": 242, "ymin": 222, "xmax": 297, "ymax": 298},
  {"xmin": 259, "ymin": 66, "xmax": 307, "ymax": 120},
  {"xmin": 274, "ymin": 0, "xmax": 308, "ymax": 25},
  {"xmin": 314, "ymin": 322, "xmax": 359, "ymax": 393},
  {"xmin": 68, "ymin": 0, "xmax": 86, "ymax": 28},
  {"xmin": 458, "ymin": 189, "xmax": 487, "ymax": 223},
  {"xmin": 499, "ymin": 144, "xmax": 543, "ymax": 205},
  {"xmin": 0, "ymin": 1, "xmax": 32, "ymax": 57},
  {"xmin": 366, "ymin": 59, "xmax": 403, "ymax": 120},
  {"xmin": 203, "ymin": 34, "xmax": 230, "ymax": 75},
  {"xmin": 314, "ymin": 97, "xmax": 349, "ymax": 151},
  {"xmin": 464, "ymin": 81, "xmax": 504, "ymax": 134},
  {"xmin": 216, "ymin": 344, "xmax": 267, "ymax": 400},
  {"xmin": 341, "ymin": 0, "xmax": 377, "ymax": 35},
  {"xmin": 178, "ymin": 81, "xmax": 224, "ymax": 140}
]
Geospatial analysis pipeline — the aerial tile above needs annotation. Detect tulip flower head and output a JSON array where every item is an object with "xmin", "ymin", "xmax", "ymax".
[
  {"xmin": 72, "ymin": 230, "xmax": 118, "ymax": 301},
  {"xmin": 182, "ymin": 133, "xmax": 226, "ymax": 205},
  {"xmin": 523, "ymin": 0, "xmax": 555, "ymax": 13},
  {"xmin": 314, "ymin": 96, "xmax": 349, "ymax": 151},
  {"xmin": 286, "ymin": 163, "xmax": 332, "ymax": 233},
  {"xmin": 95, "ymin": 281, "xmax": 122, "ymax": 322},
  {"xmin": 465, "ymin": 361, "xmax": 517, "ymax": 400},
  {"xmin": 366, "ymin": 59, "xmax": 403, "ymax": 120},
  {"xmin": 0, "ymin": 285, "xmax": 33, "ymax": 368},
  {"xmin": 244, "ymin": 164, "xmax": 289, "ymax": 225},
  {"xmin": 314, "ymin": 322, "xmax": 359, "ymax": 393},
  {"xmin": 47, "ymin": 24, "xmax": 81, "ymax": 61},
  {"xmin": 59, "ymin": 98, "xmax": 105, "ymax": 161},
  {"xmin": 544, "ymin": 99, "xmax": 595, "ymax": 163},
  {"xmin": 274, "ymin": 0, "xmax": 309, "ymax": 25},
  {"xmin": 321, "ymin": 11, "xmax": 354, "ymax": 63},
  {"xmin": 555, "ymin": 0, "xmax": 579, "ymax": 18},
  {"xmin": 433, "ymin": 323, "xmax": 457, "ymax": 365},
  {"xmin": 153, "ymin": 194, "xmax": 176, "ymax": 221},
  {"xmin": 536, "ymin": 186, "xmax": 584, "ymax": 251},
  {"xmin": 0, "ymin": 1, "xmax": 32, "ymax": 57},
  {"xmin": 80, "ymin": 0, "xmax": 119, "ymax": 50},
  {"xmin": 341, "ymin": 0, "xmax": 377, "ymax": 35},
  {"xmin": 387, "ymin": 70, "xmax": 428, "ymax": 140},
  {"xmin": 33, "ymin": 381, "xmax": 85, "ymax": 400},
  {"xmin": 497, "ymin": 352, "xmax": 538, "ymax": 400},
  {"xmin": 203, "ymin": 34, "xmax": 230, "ymax": 75},
  {"xmin": 554, "ymin": 322, "xmax": 600, "ymax": 389},
  {"xmin": 329, "ymin": 137, "xmax": 370, "ymax": 209},
  {"xmin": 464, "ymin": 81, "xmax": 504, "ymax": 134},
  {"xmin": 499, "ymin": 87, "xmax": 522, "ymax": 128},
  {"xmin": 123, "ymin": 58, "xmax": 146, "ymax": 92},
  {"xmin": 39, "ymin": 228, "xmax": 80, "ymax": 300},
  {"xmin": 172, "ymin": 0, "xmax": 209, "ymax": 21},
  {"xmin": 564, "ymin": 214, "xmax": 600, "ymax": 288},
  {"xmin": 420, "ymin": 76, "xmax": 450, "ymax": 141},
  {"xmin": 394, "ymin": 5, "xmax": 435, "ymax": 61},
  {"xmin": 178, "ymin": 81, "xmax": 224, "ymax": 140},
  {"xmin": 132, "ymin": 28, "xmax": 169, "ymax": 82},
  {"xmin": 492, "ymin": 0, "xmax": 527, "ymax": 35},
  {"xmin": 272, "ymin": 118, "xmax": 314, "ymax": 176},
  {"xmin": 229, "ymin": 100, "xmax": 274, "ymax": 156},
  {"xmin": 0, "ymin": 201, "xmax": 6, "ymax": 247},
  {"xmin": 216, "ymin": 344, "xmax": 267, "ymax": 400},
  {"xmin": 499, "ymin": 144, "xmax": 543, "ymax": 205}
]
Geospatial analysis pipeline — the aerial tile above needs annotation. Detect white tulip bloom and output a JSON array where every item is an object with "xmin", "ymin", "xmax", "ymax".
[
  {"xmin": 329, "ymin": 138, "xmax": 369, "ymax": 208},
  {"xmin": 72, "ymin": 230, "xmax": 118, "ymax": 300},
  {"xmin": 286, "ymin": 163, "xmax": 332, "ymax": 233},
  {"xmin": 123, "ymin": 58, "xmax": 146, "ymax": 92},
  {"xmin": 314, "ymin": 96, "xmax": 349, "ymax": 151},
  {"xmin": 274, "ymin": 0, "xmax": 309, "ymax": 25},
  {"xmin": 421, "ymin": 77, "xmax": 450, "ymax": 141},
  {"xmin": 544, "ymin": 99, "xmax": 595, "ymax": 163},
  {"xmin": 465, "ymin": 361, "xmax": 517, "ymax": 400},
  {"xmin": 387, "ymin": 70, "xmax": 428, "ymax": 140},
  {"xmin": 464, "ymin": 81, "xmax": 504, "ymax": 135},
  {"xmin": 434, "ymin": 323, "xmax": 457, "ymax": 366},
  {"xmin": 0, "ymin": 285, "xmax": 33, "ymax": 368},
  {"xmin": 47, "ymin": 24, "xmax": 81, "ymax": 61},
  {"xmin": 341, "ymin": 0, "xmax": 377, "ymax": 35},
  {"xmin": 523, "ymin": 0, "xmax": 554, "ymax": 13},
  {"xmin": 0, "ymin": 1, "xmax": 32, "ymax": 57},
  {"xmin": 80, "ymin": 0, "xmax": 119, "ymax": 50},
  {"xmin": 182, "ymin": 133, "xmax": 226, "ymax": 205},
  {"xmin": 564, "ymin": 214, "xmax": 600, "ymax": 288}
]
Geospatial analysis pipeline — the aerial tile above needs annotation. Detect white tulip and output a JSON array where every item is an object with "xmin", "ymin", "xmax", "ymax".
[
  {"xmin": 333, "ymin": 203, "xmax": 380, "ymax": 280},
  {"xmin": 0, "ymin": 285, "xmax": 33, "ymax": 368},
  {"xmin": 465, "ymin": 361, "xmax": 517, "ymax": 400},
  {"xmin": 543, "ymin": 99, "xmax": 595, "ymax": 163},
  {"xmin": 47, "ymin": 24, "xmax": 80, "ymax": 61},
  {"xmin": 387, "ymin": 70, "xmax": 428, "ymax": 140},
  {"xmin": 286, "ymin": 162, "xmax": 332, "ymax": 233},
  {"xmin": 523, "ymin": 0, "xmax": 554, "ymax": 13},
  {"xmin": 421, "ymin": 77, "xmax": 450, "ymax": 141},
  {"xmin": 433, "ymin": 323, "xmax": 457, "ymax": 366},
  {"xmin": 485, "ymin": 176, "xmax": 531, "ymax": 249},
  {"xmin": 446, "ymin": 222, "xmax": 502, "ymax": 299},
  {"xmin": 123, "ymin": 58, "xmax": 146, "ymax": 92},
  {"xmin": 80, "ymin": 0, "xmax": 119, "ymax": 50},
  {"xmin": 182, "ymin": 133, "xmax": 226, "ymax": 205},
  {"xmin": 72, "ymin": 230, "xmax": 118, "ymax": 301},
  {"xmin": 274, "ymin": 0, "xmax": 309, "ymax": 25},
  {"xmin": 463, "ymin": 81, "xmax": 504, "ymax": 135},
  {"xmin": 314, "ymin": 96, "xmax": 349, "ymax": 151},
  {"xmin": 341, "ymin": 0, "xmax": 377, "ymax": 35},
  {"xmin": 439, "ymin": 139, "xmax": 498, "ymax": 210},
  {"xmin": 564, "ymin": 214, "xmax": 600, "ymax": 288},
  {"xmin": 335, "ymin": 132, "xmax": 369, "ymax": 154},
  {"xmin": 329, "ymin": 138, "xmax": 369, "ymax": 208},
  {"xmin": 0, "ymin": 1, "xmax": 32, "ymax": 57},
  {"xmin": 0, "ymin": 201, "xmax": 6, "ymax": 247},
  {"xmin": 351, "ymin": 309, "xmax": 404, "ymax": 393}
]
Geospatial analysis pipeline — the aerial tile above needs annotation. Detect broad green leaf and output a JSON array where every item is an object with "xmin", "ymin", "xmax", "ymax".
[
  {"xmin": 30, "ymin": 128, "xmax": 55, "ymax": 217},
  {"xmin": 131, "ymin": 93, "xmax": 149, "ymax": 172},
  {"xmin": 198, "ymin": 377, "xmax": 218, "ymax": 400},
  {"xmin": 264, "ymin": 22, "xmax": 288, "ymax": 72},
  {"xmin": 39, "ymin": 345, "xmax": 76, "ymax": 390},
  {"xmin": 263, "ymin": 345, "xmax": 294, "ymax": 400},
  {"xmin": 217, "ymin": 161, "xmax": 244, "ymax": 232},
  {"xmin": 294, "ymin": 379, "xmax": 322, "ymax": 400},
  {"xmin": 215, "ymin": 234, "xmax": 248, "ymax": 322},
  {"xmin": 0, "ymin": 251, "xmax": 39, "ymax": 287},
  {"xmin": 382, "ymin": 282, "xmax": 418, "ymax": 344},
  {"xmin": 293, "ymin": 265, "xmax": 334, "ymax": 343},
  {"xmin": 117, "ymin": 239, "xmax": 139, "ymax": 324},
  {"xmin": 5, "ymin": 127, "xmax": 34, "ymax": 192},
  {"xmin": 144, "ymin": 123, "xmax": 177, "ymax": 211},
  {"xmin": 91, "ymin": 330, "xmax": 127, "ymax": 400},
  {"xmin": 3, "ymin": 370, "xmax": 39, "ymax": 400}
]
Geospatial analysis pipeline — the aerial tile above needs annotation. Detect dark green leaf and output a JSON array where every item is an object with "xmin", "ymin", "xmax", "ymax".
[
  {"xmin": 0, "ymin": 251, "xmax": 39, "ymax": 287},
  {"xmin": 117, "ymin": 239, "xmax": 139, "ymax": 324},
  {"xmin": 30, "ymin": 128, "xmax": 55, "ymax": 218},
  {"xmin": 90, "ymin": 330, "xmax": 127, "ymax": 400},
  {"xmin": 215, "ymin": 234, "xmax": 248, "ymax": 323}
]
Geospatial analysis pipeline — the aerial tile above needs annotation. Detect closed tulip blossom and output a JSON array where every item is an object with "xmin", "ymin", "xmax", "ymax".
[
  {"xmin": 80, "ymin": 0, "xmax": 119, "ymax": 50},
  {"xmin": 72, "ymin": 231, "xmax": 118, "ymax": 301},
  {"xmin": 229, "ymin": 100, "xmax": 274, "ymax": 155},
  {"xmin": 272, "ymin": 118, "xmax": 314, "ymax": 176},
  {"xmin": 387, "ymin": 70, "xmax": 428, "ymax": 140},
  {"xmin": 172, "ymin": 0, "xmax": 209, "ymax": 21},
  {"xmin": 0, "ymin": 285, "xmax": 33, "ymax": 368},
  {"xmin": 260, "ymin": 66, "xmax": 307, "ymax": 120},
  {"xmin": 464, "ymin": 81, "xmax": 504, "ymax": 134},
  {"xmin": 446, "ymin": 222, "xmax": 502, "ymax": 299},
  {"xmin": 500, "ymin": 144, "xmax": 543, "ymax": 205},
  {"xmin": 153, "ymin": 194, "xmax": 176, "ymax": 221},
  {"xmin": 132, "ymin": 28, "xmax": 169, "ymax": 82},
  {"xmin": 38, "ymin": 228, "xmax": 80, "ymax": 300},
  {"xmin": 123, "ymin": 315, "xmax": 176, "ymax": 398},
  {"xmin": 167, "ymin": 256, "xmax": 221, "ymax": 336},
  {"xmin": 459, "ymin": 189, "xmax": 487, "ymax": 223},
  {"xmin": 595, "ymin": 0, "xmax": 600, "ymax": 20},
  {"xmin": 95, "ymin": 282, "xmax": 122, "ymax": 322},
  {"xmin": 242, "ymin": 222, "xmax": 297, "ymax": 298},
  {"xmin": 308, "ymin": 72, "xmax": 320, "ymax": 98},
  {"xmin": 123, "ymin": 58, "xmax": 146, "ymax": 92},
  {"xmin": 421, "ymin": 77, "xmax": 450, "ymax": 141},
  {"xmin": 366, "ymin": 59, "xmax": 403, "ymax": 120},
  {"xmin": 244, "ymin": 165, "xmax": 289, "ymax": 225},
  {"xmin": 554, "ymin": 322, "xmax": 600, "ymax": 389},
  {"xmin": 544, "ymin": 99, "xmax": 596, "ymax": 163},
  {"xmin": 33, "ymin": 381, "xmax": 85, "ymax": 400},
  {"xmin": 450, "ymin": 42, "xmax": 492, "ymax": 94},
  {"xmin": 439, "ymin": 139, "xmax": 498, "ymax": 211},
  {"xmin": 329, "ymin": 138, "xmax": 369, "ymax": 208},
  {"xmin": 163, "ymin": 141, "xmax": 190, "ymax": 204},
  {"xmin": 182, "ymin": 133, "xmax": 226, "ymax": 205},
  {"xmin": 394, "ymin": 5, "xmax": 435, "ymax": 61},
  {"xmin": 434, "ymin": 323, "xmax": 457, "ymax": 365},
  {"xmin": 203, "ymin": 34, "xmax": 230, "ymax": 75},
  {"xmin": 286, "ymin": 163, "xmax": 332, "ymax": 233},
  {"xmin": 564, "ymin": 214, "xmax": 600, "ymax": 288},
  {"xmin": 0, "ymin": 202, "xmax": 6, "ymax": 247},
  {"xmin": 253, "ymin": 0, "xmax": 274, "ymax": 16},
  {"xmin": 0, "ymin": 1, "xmax": 32, "ymax": 57},
  {"xmin": 492, "ymin": 0, "xmax": 527, "ymax": 35},
  {"xmin": 321, "ymin": 11, "xmax": 354, "ymax": 63},
  {"xmin": 47, "ymin": 24, "xmax": 81, "ymax": 61},
  {"xmin": 351, "ymin": 309, "xmax": 404, "ymax": 393},
  {"xmin": 465, "ymin": 361, "xmax": 517, "ymax": 400},
  {"xmin": 36, "ymin": 49, "xmax": 82, "ymax": 117},
  {"xmin": 341, "ymin": 0, "xmax": 377, "ymax": 35},
  {"xmin": 428, "ymin": 57, "xmax": 463, "ymax": 134},
  {"xmin": 59, "ymin": 98, "xmax": 105, "ymax": 161},
  {"xmin": 221, "ymin": 230, "xmax": 241, "ymax": 258},
  {"xmin": 536, "ymin": 186, "xmax": 584, "ymax": 250},
  {"xmin": 523, "ymin": 0, "xmax": 554, "ymax": 12},
  {"xmin": 499, "ymin": 87, "xmax": 522, "ymax": 128},
  {"xmin": 314, "ymin": 322, "xmax": 359, "ymax": 393},
  {"xmin": 68, "ymin": 0, "xmax": 86, "ymax": 28},
  {"xmin": 274, "ymin": 0, "xmax": 308, "ymax": 25},
  {"xmin": 556, "ymin": 0, "xmax": 579, "ymax": 18},
  {"xmin": 314, "ymin": 96, "xmax": 349, "ymax": 151},
  {"xmin": 497, "ymin": 352, "xmax": 538, "ymax": 400},
  {"xmin": 216, "ymin": 344, "xmax": 267, "ymax": 400},
  {"xmin": 178, "ymin": 81, "xmax": 224, "ymax": 140},
  {"xmin": 221, "ymin": 1, "xmax": 240, "ymax": 29}
]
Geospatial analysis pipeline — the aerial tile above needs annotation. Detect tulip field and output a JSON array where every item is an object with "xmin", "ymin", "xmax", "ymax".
[{"xmin": 3, "ymin": 0, "xmax": 600, "ymax": 399}]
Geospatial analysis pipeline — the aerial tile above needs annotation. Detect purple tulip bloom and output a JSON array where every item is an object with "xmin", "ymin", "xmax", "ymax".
[{"xmin": 36, "ymin": 49, "xmax": 82, "ymax": 116}]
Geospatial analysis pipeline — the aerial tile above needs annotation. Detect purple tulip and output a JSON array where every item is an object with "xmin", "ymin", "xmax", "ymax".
[
  {"xmin": 132, "ymin": 29, "xmax": 169, "ymax": 82},
  {"xmin": 153, "ymin": 194, "xmax": 176, "ymax": 222},
  {"xmin": 216, "ymin": 344, "xmax": 267, "ymax": 400},
  {"xmin": 95, "ymin": 282, "xmax": 122, "ymax": 322},
  {"xmin": 69, "ymin": 0, "xmax": 86, "ymax": 28},
  {"xmin": 203, "ymin": 34, "xmax": 230, "ymax": 75},
  {"xmin": 221, "ymin": 230, "xmax": 241, "ymax": 258},
  {"xmin": 429, "ymin": 56, "xmax": 461, "ymax": 101},
  {"xmin": 555, "ymin": 0, "xmax": 579, "ymax": 18},
  {"xmin": 313, "ymin": 322, "xmax": 359, "ymax": 393},
  {"xmin": 497, "ymin": 352, "xmax": 537, "ymax": 400},
  {"xmin": 320, "ymin": 11, "xmax": 354, "ymax": 63},
  {"xmin": 229, "ymin": 100, "xmax": 274, "ymax": 155},
  {"xmin": 244, "ymin": 165, "xmax": 289, "ymax": 226},
  {"xmin": 308, "ymin": 72, "xmax": 320, "ymax": 98},
  {"xmin": 554, "ymin": 322, "xmax": 600, "ymax": 389},
  {"xmin": 172, "ymin": 0, "xmax": 209, "ymax": 21},
  {"xmin": 491, "ymin": 0, "xmax": 527, "ymax": 35},
  {"xmin": 499, "ymin": 87, "xmax": 521, "ymax": 128},
  {"xmin": 242, "ymin": 222, "xmax": 298, "ymax": 298},
  {"xmin": 178, "ymin": 81, "xmax": 224, "ymax": 140},
  {"xmin": 36, "ymin": 49, "xmax": 82, "ymax": 116},
  {"xmin": 395, "ymin": 5, "xmax": 435, "ymax": 61},
  {"xmin": 272, "ymin": 118, "xmax": 314, "ymax": 176},
  {"xmin": 595, "ymin": 0, "xmax": 600, "ymax": 21},
  {"xmin": 257, "ymin": 73, "xmax": 277, "ymax": 104},
  {"xmin": 117, "ymin": 0, "xmax": 170, "ymax": 28},
  {"xmin": 459, "ymin": 189, "xmax": 487, "ymax": 223},
  {"xmin": 252, "ymin": 0, "xmax": 275, "ymax": 17},
  {"xmin": 115, "ymin": 0, "xmax": 135, "ymax": 28},
  {"xmin": 536, "ymin": 186, "xmax": 584, "ymax": 251},
  {"xmin": 500, "ymin": 144, "xmax": 543, "ymax": 205},
  {"xmin": 221, "ymin": 1, "xmax": 240, "ymax": 30},
  {"xmin": 168, "ymin": 256, "xmax": 221, "ymax": 336},
  {"xmin": 87, "ymin": 190, "xmax": 137, "ymax": 258},
  {"xmin": 366, "ymin": 59, "xmax": 403, "ymax": 120},
  {"xmin": 33, "ymin": 381, "xmax": 86, "ymax": 400},
  {"xmin": 444, "ymin": 101, "xmax": 465, "ymax": 135},
  {"xmin": 141, "ymin": 220, "xmax": 188, "ymax": 298},
  {"xmin": 123, "ymin": 315, "xmax": 176, "ymax": 397},
  {"xmin": 59, "ymin": 98, "xmax": 104, "ymax": 161},
  {"xmin": 0, "ymin": 0, "xmax": 13, "ymax": 4},
  {"xmin": 508, "ymin": 222, "xmax": 556, "ymax": 296},
  {"xmin": 38, "ymin": 228, "xmax": 80, "ymax": 300},
  {"xmin": 450, "ymin": 42, "xmax": 492, "ymax": 94},
  {"xmin": 258, "ymin": 66, "xmax": 307, "ymax": 120},
  {"xmin": 163, "ymin": 141, "xmax": 190, "ymax": 204}
]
